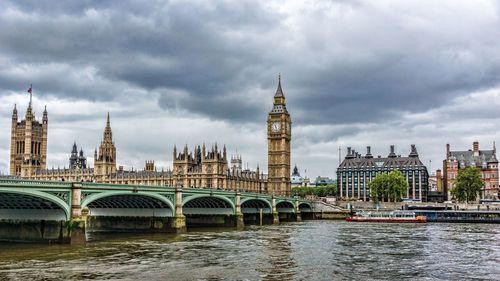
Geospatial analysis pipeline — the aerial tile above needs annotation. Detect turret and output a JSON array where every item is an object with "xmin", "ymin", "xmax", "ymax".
[
  {"xmin": 43, "ymin": 105, "xmax": 48, "ymax": 125},
  {"xmin": 173, "ymin": 145, "xmax": 177, "ymax": 160},
  {"xmin": 12, "ymin": 104, "xmax": 18, "ymax": 124}
]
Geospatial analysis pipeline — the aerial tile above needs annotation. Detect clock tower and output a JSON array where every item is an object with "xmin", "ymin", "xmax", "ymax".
[{"xmin": 267, "ymin": 75, "xmax": 291, "ymax": 196}]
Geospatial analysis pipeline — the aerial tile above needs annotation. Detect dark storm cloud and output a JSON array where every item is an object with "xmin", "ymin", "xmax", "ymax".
[{"xmin": 1, "ymin": 0, "xmax": 500, "ymax": 127}]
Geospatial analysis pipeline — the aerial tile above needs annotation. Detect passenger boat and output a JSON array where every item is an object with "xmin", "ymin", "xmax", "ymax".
[{"xmin": 346, "ymin": 210, "xmax": 427, "ymax": 223}]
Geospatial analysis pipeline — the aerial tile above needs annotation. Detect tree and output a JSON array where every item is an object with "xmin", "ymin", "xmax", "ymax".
[
  {"xmin": 450, "ymin": 167, "xmax": 483, "ymax": 203},
  {"xmin": 291, "ymin": 185, "xmax": 337, "ymax": 197},
  {"xmin": 368, "ymin": 170, "xmax": 409, "ymax": 203}
]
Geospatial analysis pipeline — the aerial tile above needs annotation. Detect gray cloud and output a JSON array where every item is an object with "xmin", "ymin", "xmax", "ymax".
[{"xmin": 1, "ymin": 0, "xmax": 500, "ymax": 178}]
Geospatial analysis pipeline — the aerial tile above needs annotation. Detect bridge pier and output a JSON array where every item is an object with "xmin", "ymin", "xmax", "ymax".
[
  {"xmin": 295, "ymin": 198, "xmax": 302, "ymax": 222},
  {"xmin": 172, "ymin": 186, "xmax": 187, "ymax": 233},
  {"xmin": 272, "ymin": 195, "xmax": 279, "ymax": 224},
  {"xmin": 71, "ymin": 182, "xmax": 82, "ymax": 219},
  {"xmin": 235, "ymin": 191, "xmax": 244, "ymax": 229},
  {"xmin": 0, "ymin": 218, "xmax": 85, "ymax": 244}
]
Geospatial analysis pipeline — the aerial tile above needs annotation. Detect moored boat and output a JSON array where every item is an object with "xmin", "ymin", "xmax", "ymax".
[{"xmin": 346, "ymin": 210, "xmax": 427, "ymax": 223}]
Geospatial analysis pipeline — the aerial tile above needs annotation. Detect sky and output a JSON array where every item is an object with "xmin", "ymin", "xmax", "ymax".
[{"xmin": 1, "ymin": 0, "xmax": 500, "ymax": 180}]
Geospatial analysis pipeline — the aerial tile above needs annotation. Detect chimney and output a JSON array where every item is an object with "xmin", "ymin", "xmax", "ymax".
[
  {"xmin": 473, "ymin": 141, "xmax": 479, "ymax": 156},
  {"xmin": 388, "ymin": 145, "xmax": 396, "ymax": 158},
  {"xmin": 347, "ymin": 147, "xmax": 351, "ymax": 155},
  {"xmin": 446, "ymin": 143, "xmax": 450, "ymax": 157},
  {"xmin": 436, "ymin": 169, "xmax": 443, "ymax": 193},
  {"xmin": 365, "ymin": 146, "xmax": 373, "ymax": 158},
  {"xmin": 409, "ymin": 144, "xmax": 418, "ymax": 157}
]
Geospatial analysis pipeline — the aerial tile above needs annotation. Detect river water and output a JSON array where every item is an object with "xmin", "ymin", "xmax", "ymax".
[{"xmin": 1, "ymin": 220, "xmax": 499, "ymax": 280}]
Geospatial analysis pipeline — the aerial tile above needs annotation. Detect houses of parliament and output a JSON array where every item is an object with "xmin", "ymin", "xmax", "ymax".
[{"xmin": 8, "ymin": 77, "xmax": 292, "ymax": 196}]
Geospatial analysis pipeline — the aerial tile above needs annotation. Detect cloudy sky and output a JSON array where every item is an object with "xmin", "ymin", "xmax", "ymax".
[{"xmin": 1, "ymin": 0, "xmax": 500, "ymax": 179}]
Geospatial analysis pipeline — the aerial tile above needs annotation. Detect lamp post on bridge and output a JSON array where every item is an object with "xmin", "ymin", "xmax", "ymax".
[{"xmin": 74, "ymin": 158, "xmax": 82, "ymax": 182}]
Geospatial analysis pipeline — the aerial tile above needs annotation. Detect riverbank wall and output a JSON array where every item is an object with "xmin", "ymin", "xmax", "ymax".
[{"xmin": 334, "ymin": 201, "xmax": 500, "ymax": 211}]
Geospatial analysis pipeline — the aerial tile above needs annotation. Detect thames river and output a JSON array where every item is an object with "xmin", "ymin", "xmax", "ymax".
[{"xmin": 1, "ymin": 221, "xmax": 499, "ymax": 280}]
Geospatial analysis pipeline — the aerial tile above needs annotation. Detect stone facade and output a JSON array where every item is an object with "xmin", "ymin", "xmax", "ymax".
[
  {"xmin": 11, "ymin": 77, "xmax": 291, "ymax": 195},
  {"xmin": 443, "ymin": 142, "xmax": 499, "ymax": 200},
  {"xmin": 9, "ymin": 103, "xmax": 48, "ymax": 177},
  {"xmin": 267, "ymin": 75, "xmax": 292, "ymax": 196}
]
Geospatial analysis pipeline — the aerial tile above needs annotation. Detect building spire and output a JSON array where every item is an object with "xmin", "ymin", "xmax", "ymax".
[
  {"xmin": 103, "ymin": 112, "xmax": 113, "ymax": 141},
  {"xmin": 275, "ymin": 73, "xmax": 284, "ymax": 97},
  {"xmin": 12, "ymin": 104, "xmax": 18, "ymax": 120}
]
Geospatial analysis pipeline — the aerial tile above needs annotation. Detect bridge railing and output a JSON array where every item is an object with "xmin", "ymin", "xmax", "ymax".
[
  {"xmin": 0, "ymin": 179, "xmax": 312, "ymax": 205},
  {"xmin": 0, "ymin": 178, "xmax": 73, "ymax": 188}
]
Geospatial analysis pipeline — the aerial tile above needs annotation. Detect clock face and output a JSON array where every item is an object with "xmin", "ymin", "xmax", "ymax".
[{"xmin": 271, "ymin": 122, "xmax": 281, "ymax": 132}]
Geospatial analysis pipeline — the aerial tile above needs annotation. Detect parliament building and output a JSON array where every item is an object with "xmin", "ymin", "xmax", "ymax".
[{"xmin": 9, "ymin": 77, "xmax": 292, "ymax": 196}]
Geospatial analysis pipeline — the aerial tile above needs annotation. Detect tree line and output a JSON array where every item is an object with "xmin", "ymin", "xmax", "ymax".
[
  {"xmin": 291, "ymin": 185, "xmax": 337, "ymax": 197},
  {"xmin": 291, "ymin": 167, "xmax": 484, "ymax": 203}
]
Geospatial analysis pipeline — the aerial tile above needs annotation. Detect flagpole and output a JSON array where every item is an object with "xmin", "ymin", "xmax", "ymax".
[{"xmin": 29, "ymin": 83, "xmax": 32, "ymax": 107}]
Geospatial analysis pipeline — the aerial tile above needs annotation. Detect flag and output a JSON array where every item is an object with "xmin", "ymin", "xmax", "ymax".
[{"xmin": 27, "ymin": 85, "xmax": 32, "ymax": 93}]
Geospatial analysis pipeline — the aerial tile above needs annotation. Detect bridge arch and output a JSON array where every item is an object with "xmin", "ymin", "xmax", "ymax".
[
  {"xmin": 82, "ymin": 191, "xmax": 175, "ymax": 217},
  {"xmin": 240, "ymin": 198, "xmax": 272, "ymax": 214},
  {"xmin": 182, "ymin": 195, "xmax": 235, "ymax": 215},
  {"xmin": 276, "ymin": 200, "xmax": 295, "ymax": 213},
  {"xmin": 298, "ymin": 202, "xmax": 313, "ymax": 212},
  {"xmin": 0, "ymin": 189, "xmax": 71, "ymax": 220}
]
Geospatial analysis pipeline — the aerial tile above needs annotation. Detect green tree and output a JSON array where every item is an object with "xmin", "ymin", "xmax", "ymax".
[
  {"xmin": 291, "ymin": 185, "xmax": 337, "ymax": 197},
  {"xmin": 450, "ymin": 167, "xmax": 483, "ymax": 203},
  {"xmin": 368, "ymin": 170, "xmax": 409, "ymax": 203}
]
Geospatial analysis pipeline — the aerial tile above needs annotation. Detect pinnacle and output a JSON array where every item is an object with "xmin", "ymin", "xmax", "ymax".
[{"xmin": 275, "ymin": 73, "xmax": 284, "ymax": 97}]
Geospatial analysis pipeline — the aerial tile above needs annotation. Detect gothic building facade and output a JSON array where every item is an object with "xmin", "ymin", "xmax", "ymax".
[
  {"xmin": 11, "ymin": 77, "xmax": 292, "ymax": 195},
  {"xmin": 69, "ymin": 142, "xmax": 87, "ymax": 169},
  {"xmin": 267, "ymin": 75, "xmax": 292, "ymax": 196},
  {"xmin": 10, "ymin": 102, "xmax": 48, "ymax": 177}
]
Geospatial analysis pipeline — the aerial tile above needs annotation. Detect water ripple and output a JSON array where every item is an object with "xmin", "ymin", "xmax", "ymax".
[{"xmin": 1, "ymin": 221, "xmax": 500, "ymax": 280}]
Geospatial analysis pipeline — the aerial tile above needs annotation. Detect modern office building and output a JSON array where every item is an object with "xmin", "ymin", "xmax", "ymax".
[{"xmin": 337, "ymin": 145, "xmax": 429, "ymax": 201}]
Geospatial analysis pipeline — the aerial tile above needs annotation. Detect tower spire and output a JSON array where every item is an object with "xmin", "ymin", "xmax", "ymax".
[
  {"xmin": 103, "ymin": 112, "xmax": 112, "ymax": 141},
  {"xmin": 275, "ymin": 73, "xmax": 284, "ymax": 97}
]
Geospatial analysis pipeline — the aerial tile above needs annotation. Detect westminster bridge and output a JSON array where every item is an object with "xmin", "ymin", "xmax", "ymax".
[{"xmin": 0, "ymin": 179, "xmax": 313, "ymax": 243}]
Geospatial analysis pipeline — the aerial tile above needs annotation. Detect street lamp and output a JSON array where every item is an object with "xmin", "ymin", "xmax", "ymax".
[{"xmin": 74, "ymin": 158, "xmax": 82, "ymax": 182}]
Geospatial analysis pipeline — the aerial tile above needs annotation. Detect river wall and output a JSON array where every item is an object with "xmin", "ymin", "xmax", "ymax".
[{"xmin": 334, "ymin": 201, "xmax": 500, "ymax": 211}]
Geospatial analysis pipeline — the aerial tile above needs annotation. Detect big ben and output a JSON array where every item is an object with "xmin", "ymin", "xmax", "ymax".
[{"xmin": 267, "ymin": 74, "xmax": 291, "ymax": 196}]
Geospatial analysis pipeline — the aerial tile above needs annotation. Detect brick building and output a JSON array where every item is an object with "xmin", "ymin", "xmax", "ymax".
[{"xmin": 443, "ymin": 142, "xmax": 499, "ymax": 200}]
